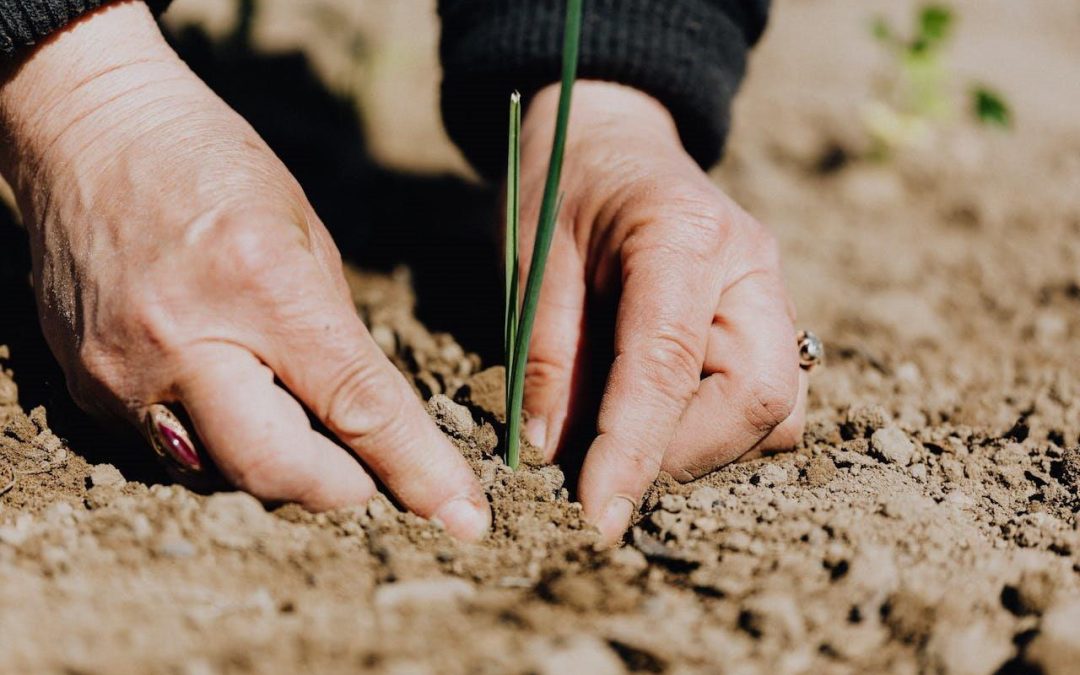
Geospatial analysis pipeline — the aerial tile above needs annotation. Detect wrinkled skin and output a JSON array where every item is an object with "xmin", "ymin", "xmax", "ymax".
[
  {"xmin": 518, "ymin": 83, "xmax": 806, "ymax": 543},
  {"xmin": 0, "ymin": 1, "xmax": 804, "ymax": 546}
]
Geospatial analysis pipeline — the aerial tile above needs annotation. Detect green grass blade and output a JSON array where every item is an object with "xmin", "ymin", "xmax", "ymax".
[
  {"xmin": 504, "ymin": 91, "xmax": 522, "ymax": 416},
  {"xmin": 506, "ymin": 0, "xmax": 583, "ymax": 470}
]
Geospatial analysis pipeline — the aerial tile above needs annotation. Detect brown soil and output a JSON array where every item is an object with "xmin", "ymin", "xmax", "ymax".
[{"xmin": 2, "ymin": 1, "xmax": 1080, "ymax": 673}]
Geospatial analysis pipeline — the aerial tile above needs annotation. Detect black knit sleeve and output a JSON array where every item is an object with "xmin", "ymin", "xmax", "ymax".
[
  {"xmin": 439, "ymin": 0, "xmax": 770, "ymax": 178},
  {"xmin": 0, "ymin": 0, "xmax": 172, "ymax": 55}
]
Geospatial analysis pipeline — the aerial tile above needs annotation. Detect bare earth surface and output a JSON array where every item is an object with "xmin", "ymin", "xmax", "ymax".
[{"xmin": 2, "ymin": 1, "xmax": 1079, "ymax": 673}]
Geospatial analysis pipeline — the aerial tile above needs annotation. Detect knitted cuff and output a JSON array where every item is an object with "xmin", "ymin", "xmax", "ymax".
[
  {"xmin": 439, "ymin": 0, "xmax": 768, "ymax": 178},
  {"xmin": 0, "ymin": 0, "xmax": 172, "ymax": 54}
]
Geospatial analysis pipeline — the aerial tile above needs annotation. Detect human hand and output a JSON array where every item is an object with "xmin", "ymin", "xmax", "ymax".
[
  {"xmin": 0, "ymin": 1, "xmax": 489, "ymax": 539},
  {"xmin": 518, "ymin": 81, "xmax": 807, "ymax": 545}
]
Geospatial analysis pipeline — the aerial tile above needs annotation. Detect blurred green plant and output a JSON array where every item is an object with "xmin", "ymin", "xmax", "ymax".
[
  {"xmin": 864, "ymin": 4, "xmax": 1012, "ymax": 155},
  {"xmin": 971, "ymin": 86, "xmax": 1011, "ymax": 128}
]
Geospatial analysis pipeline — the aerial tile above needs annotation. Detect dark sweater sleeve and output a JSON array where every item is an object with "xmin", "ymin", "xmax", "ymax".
[
  {"xmin": 0, "ymin": 0, "xmax": 171, "ymax": 55},
  {"xmin": 439, "ymin": 0, "xmax": 770, "ymax": 178}
]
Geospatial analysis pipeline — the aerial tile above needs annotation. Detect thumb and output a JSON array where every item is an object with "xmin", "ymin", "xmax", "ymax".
[{"xmin": 520, "ymin": 231, "xmax": 587, "ymax": 461}]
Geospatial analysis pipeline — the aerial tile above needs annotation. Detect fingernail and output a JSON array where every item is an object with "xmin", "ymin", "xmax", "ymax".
[
  {"xmin": 157, "ymin": 422, "xmax": 202, "ymax": 471},
  {"xmin": 432, "ymin": 497, "xmax": 491, "ymax": 542},
  {"xmin": 525, "ymin": 416, "xmax": 547, "ymax": 451},
  {"xmin": 593, "ymin": 496, "xmax": 636, "ymax": 546}
]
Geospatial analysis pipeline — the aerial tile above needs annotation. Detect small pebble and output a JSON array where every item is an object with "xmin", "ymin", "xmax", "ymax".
[
  {"xmin": 427, "ymin": 394, "xmax": 476, "ymax": 437},
  {"xmin": 650, "ymin": 509, "xmax": 683, "ymax": 534},
  {"xmin": 367, "ymin": 495, "xmax": 397, "ymax": 523},
  {"xmin": 754, "ymin": 463, "xmax": 789, "ymax": 487},
  {"xmin": 1012, "ymin": 568, "xmax": 1059, "ymax": 615},
  {"xmin": 374, "ymin": 577, "xmax": 475, "ymax": 610},
  {"xmin": 1025, "ymin": 596, "xmax": 1080, "ymax": 674},
  {"xmin": 659, "ymin": 494, "xmax": 686, "ymax": 513},
  {"xmin": 927, "ymin": 620, "xmax": 1011, "ymax": 675},
  {"xmin": 0, "ymin": 377, "xmax": 17, "ymax": 405},
  {"xmin": 803, "ymin": 456, "xmax": 837, "ymax": 487},
  {"xmin": 692, "ymin": 516, "xmax": 722, "ymax": 534},
  {"xmin": 609, "ymin": 546, "xmax": 648, "ymax": 572},
  {"xmin": 843, "ymin": 404, "xmax": 891, "ymax": 438},
  {"xmin": 687, "ymin": 486, "xmax": 721, "ymax": 511},
  {"xmin": 89, "ymin": 464, "xmax": 126, "ymax": 489},
  {"xmin": 155, "ymin": 536, "xmax": 197, "ymax": 559},
  {"xmin": 201, "ymin": 492, "xmax": 274, "ymax": 550},
  {"xmin": 740, "ymin": 592, "xmax": 806, "ymax": 643},
  {"xmin": 531, "ymin": 636, "xmax": 626, "ymax": 675},
  {"xmin": 871, "ymin": 427, "xmax": 916, "ymax": 466},
  {"xmin": 370, "ymin": 324, "xmax": 397, "ymax": 355}
]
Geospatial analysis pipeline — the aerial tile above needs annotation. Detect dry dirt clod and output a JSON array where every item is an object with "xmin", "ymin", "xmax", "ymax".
[
  {"xmin": 427, "ymin": 394, "xmax": 476, "ymax": 438},
  {"xmin": 530, "ymin": 636, "xmax": 626, "ymax": 675},
  {"xmin": 1024, "ymin": 597, "xmax": 1080, "ymax": 675},
  {"xmin": 369, "ymin": 324, "xmax": 397, "ymax": 355},
  {"xmin": 374, "ymin": 577, "xmax": 475, "ymax": 610},
  {"xmin": 739, "ymin": 592, "xmax": 806, "ymax": 644},
  {"xmin": 89, "ymin": 464, "xmax": 125, "ymax": 489},
  {"xmin": 686, "ymin": 486, "xmax": 721, "ymax": 511},
  {"xmin": 753, "ymin": 463, "xmax": 789, "ymax": 487},
  {"xmin": 1006, "ymin": 568, "xmax": 1060, "ymax": 616},
  {"xmin": 0, "ymin": 376, "xmax": 17, "ymax": 406},
  {"xmin": 842, "ymin": 404, "xmax": 891, "ymax": 439},
  {"xmin": 926, "ymin": 620, "xmax": 1013, "ymax": 675},
  {"xmin": 456, "ymin": 366, "xmax": 506, "ymax": 423},
  {"xmin": 658, "ymin": 494, "xmax": 685, "ymax": 513},
  {"xmin": 199, "ymin": 492, "xmax": 275, "ymax": 550},
  {"xmin": 802, "ymin": 455, "xmax": 837, "ymax": 487},
  {"xmin": 608, "ymin": 546, "xmax": 648, "ymax": 573},
  {"xmin": 692, "ymin": 516, "xmax": 721, "ymax": 534},
  {"xmin": 871, "ymin": 427, "xmax": 916, "ymax": 466},
  {"xmin": 154, "ymin": 535, "xmax": 197, "ymax": 559}
]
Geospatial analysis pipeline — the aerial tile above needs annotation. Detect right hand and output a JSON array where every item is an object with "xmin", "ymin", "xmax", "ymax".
[{"xmin": 0, "ymin": 1, "xmax": 490, "ymax": 540}]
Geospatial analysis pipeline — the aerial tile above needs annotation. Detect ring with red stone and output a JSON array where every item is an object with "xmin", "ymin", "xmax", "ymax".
[{"xmin": 143, "ymin": 404, "xmax": 203, "ymax": 473}]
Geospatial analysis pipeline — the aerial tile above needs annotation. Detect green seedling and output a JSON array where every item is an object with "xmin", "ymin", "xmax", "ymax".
[
  {"xmin": 865, "ymin": 4, "xmax": 1012, "ymax": 154},
  {"xmin": 503, "ymin": 0, "xmax": 583, "ymax": 470}
]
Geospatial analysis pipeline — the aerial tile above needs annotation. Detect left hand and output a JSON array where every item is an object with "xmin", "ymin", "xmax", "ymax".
[{"xmin": 517, "ymin": 81, "xmax": 807, "ymax": 545}]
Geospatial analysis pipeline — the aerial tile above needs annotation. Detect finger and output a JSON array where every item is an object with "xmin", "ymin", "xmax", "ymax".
[
  {"xmin": 175, "ymin": 344, "xmax": 377, "ymax": 509},
  {"xmin": 520, "ymin": 231, "xmax": 588, "ymax": 461},
  {"xmin": 740, "ymin": 367, "xmax": 808, "ymax": 462},
  {"xmin": 662, "ymin": 273, "xmax": 802, "ymax": 480},
  {"xmin": 578, "ymin": 228, "xmax": 721, "ymax": 545},
  {"xmin": 265, "ymin": 292, "xmax": 491, "ymax": 541}
]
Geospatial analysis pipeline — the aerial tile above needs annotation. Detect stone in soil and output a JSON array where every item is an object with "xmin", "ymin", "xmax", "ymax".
[
  {"xmin": 871, "ymin": 426, "xmax": 916, "ymax": 466},
  {"xmin": 1024, "ymin": 597, "xmax": 1080, "ymax": 675}
]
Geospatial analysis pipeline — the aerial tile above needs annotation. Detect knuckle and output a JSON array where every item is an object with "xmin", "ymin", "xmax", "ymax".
[
  {"xmin": 657, "ymin": 183, "xmax": 732, "ymax": 234},
  {"xmin": 208, "ymin": 208, "xmax": 304, "ymax": 292},
  {"xmin": 218, "ymin": 224, "xmax": 281, "ymax": 281},
  {"xmin": 638, "ymin": 328, "xmax": 704, "ymax": 404},
  {"xmin": 75, "ymin": 343, "xmax": 128, "ymax": 398},
  {"xmin": 523, "ymin": 351, "xmax": 571, "ymax": 391},
  {"xmin": 741, "ymin": 375, "xmax": 798, "ymax": 436},
  {"xmin": 610, "ymin": 440, "xmax": 663, "ymax": 478},
  {"xmin": 122, "ymin": 291, "xmax": 178, "ymax": 354},
  {"xmin": 750, "ymin": 227, "xmax": 783, "ymax": 271},
  {"xmin": 321, "ymin": 357, "xmax": 408, "ymax": 446},
  {"xmin": 620, "ymin": 185, "xmax": 731, "ymax": 257}
]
